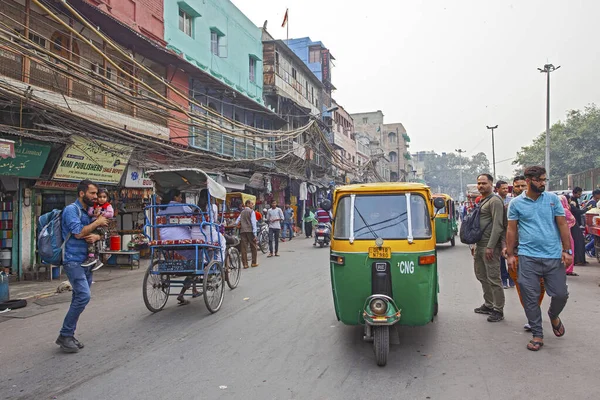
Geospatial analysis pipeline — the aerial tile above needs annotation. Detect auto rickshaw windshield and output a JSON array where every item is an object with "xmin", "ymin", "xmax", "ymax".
[{"xmin": 334, "ymin": 193, "xmax": 432, "ymax": 240}]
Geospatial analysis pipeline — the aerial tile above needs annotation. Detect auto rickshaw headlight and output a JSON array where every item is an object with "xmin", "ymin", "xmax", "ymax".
[{"xmin": 369, "ymin": 298, "xmax": 388, "ymax": 315}]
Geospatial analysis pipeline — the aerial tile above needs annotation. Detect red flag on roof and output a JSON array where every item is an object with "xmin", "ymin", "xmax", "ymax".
[{"xmin": 281, "ymin": 9, "xmax": 288, "ymax": 28}]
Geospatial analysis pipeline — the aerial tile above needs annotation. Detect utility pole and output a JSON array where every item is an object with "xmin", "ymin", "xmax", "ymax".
[
  {"xmin": 455, "ymin": 148, "xmax": 466, "ymax": 200},
  {"xmin": 486, "ymin": 125, "xmax": 498, "ymax": 180},
  {"xmin": 538, "ymin": 63, "xmax": 560, "ymax": 190},
  {"xmin": 396, "ymin": 127, "xmax": 401, "ymax": 181}
]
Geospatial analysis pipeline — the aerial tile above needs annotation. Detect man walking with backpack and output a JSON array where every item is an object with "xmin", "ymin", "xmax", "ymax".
[
  {"xmin": 471, "ymin": 174, "xmax": 506, "ymax": 322},
  {"xmin": 56, "ymin": 180, "xmax": 108, "ymax": 353}
]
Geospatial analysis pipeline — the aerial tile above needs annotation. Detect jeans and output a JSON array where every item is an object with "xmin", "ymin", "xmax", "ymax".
[
  {"xmin": 500, "ymin": 256, "xmax": 514, "ymax": 287},
  {"xmin": 268, "ymin": 228, "xmax": 280, "ymax": 254},
  {"xmin": 586, "ymin": 236, "xmax": 596, "ymax": 256},
  {"xmin": 60, "ymin": 261, "xmax": 93, "ymax": 337},
  {"xmin": 518, "ymin": 255, "xmax": 569, "ymax": 339},
  {"xmin": 282, "ymin": 222, "xmax": 294, "ymax": 240}
]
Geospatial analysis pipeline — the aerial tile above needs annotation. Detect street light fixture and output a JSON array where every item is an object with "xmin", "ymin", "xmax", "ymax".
[
  {"xmin": 486, "ymin": 125, "xmax": 498, "ymax": 180},
  {"xmin": 538, "ymin": 63, "xmax": 560, "ymax": 190}
]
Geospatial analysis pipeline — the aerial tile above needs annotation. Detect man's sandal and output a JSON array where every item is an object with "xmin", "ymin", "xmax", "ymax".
[
  {"xmin": 527, "ymin": 340, "xmax": 544, "ymax": 351},
  {"xmin": 550, "ymin": 317, "xmax": 566, "ymax": 337}
]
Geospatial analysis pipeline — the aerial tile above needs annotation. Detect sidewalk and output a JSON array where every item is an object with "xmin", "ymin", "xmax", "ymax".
[{"xmin": 7, "ymin": 261, "xmax": 148, "ymax": 301}]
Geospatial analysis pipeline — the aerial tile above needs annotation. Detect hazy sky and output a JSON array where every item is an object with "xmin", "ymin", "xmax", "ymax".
[{"xmin": 233, "ymin": 0, "xmax": 599, "ymax": 177}]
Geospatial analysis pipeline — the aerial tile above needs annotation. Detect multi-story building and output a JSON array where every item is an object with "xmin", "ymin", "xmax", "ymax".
[
  {"xmin": 163, "ymin": 0, "xmax": 285, "ymax": 159},
  {"xmin": 331, "ymin": 100, "xmax": 356, "ymax": 183},
  {"xmin": 351, "ymin": 110, "xmax": 389, "ymax": 181},
  {"xmin": 351, "ymin": 111, "xmax": 411, "ymax": 181}
]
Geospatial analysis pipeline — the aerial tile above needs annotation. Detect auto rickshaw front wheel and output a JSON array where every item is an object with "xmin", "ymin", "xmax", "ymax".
[
  {"xmin": 450, "ymin": 235, "xmax": 456, "ymax": 247},
  {"xmin": 373, "ymin": 326, "xmax": 389, "ymax": 366}
]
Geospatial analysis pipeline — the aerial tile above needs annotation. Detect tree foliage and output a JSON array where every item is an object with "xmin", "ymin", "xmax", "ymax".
[
  {"xmin": 513, "ymin": 104, "xmax": 600, "ymax": 183},
  {"xmin": 422, "ymin": 152, "xmax": 491, "ymax": 199}
]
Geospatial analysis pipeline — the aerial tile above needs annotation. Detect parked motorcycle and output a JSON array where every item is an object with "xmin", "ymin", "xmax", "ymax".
[{"xmin": 314, "ymin": 223, "xmax": 331, "ymax": 247}]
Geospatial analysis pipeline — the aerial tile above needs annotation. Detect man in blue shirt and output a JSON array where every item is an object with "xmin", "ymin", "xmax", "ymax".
[
  {"xmin": 282, "ymin": 203, "xmax": 294, "ymax": 241},
  {"xmin": 56, "ymin": 180, "xmax": 108, "ymax": 353},
  {"xmin": 506, "ymin": 166, "xmax": 572, "ymax": 352}
]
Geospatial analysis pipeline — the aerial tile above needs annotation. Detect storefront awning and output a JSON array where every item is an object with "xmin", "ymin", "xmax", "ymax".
[{"xmin": 217, "ymin": 173, "xmax": 250, "ymax": 191}]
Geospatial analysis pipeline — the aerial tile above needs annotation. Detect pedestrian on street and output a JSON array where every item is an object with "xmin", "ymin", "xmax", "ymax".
[
  {"xmin": 569, "ymin": 187, "xmax": 587, "ymax": 265},
  {"xmin": 585, "ymin": 189, "xmax": 600, "ymax": 258},
  {"xmin": 266, "ymin": 200, "xmax": 284, "ymax": 257},
  {"xmin": 56, "ymin": 180, "xmax": 108, "ymax": 353},
  {"xmin": 495, "ymin": 180, "xmax": 514, "ymax": 289},
  {"xmin": 559, "ymin": 195, "xmax": 577, "ymax": 276},
  {"xmin": 472, "ymin": 174, "xmax": 506, "ymax": 323},
  {"xmin": 506, "ymin": 166, "xmax": 572, "ymax": 352},
  {"xmin": 503, "ymin": 175, "xmax": 545, "ymax": 332},
  {"xmin": 303, "ymin": 208, "xmax": 316, "ymax": 238},
  {"xmin": 282, "ymin": 203, "xmax": 294, "ymax": 242},
  {"xmin": 313, "ymin": 203, "xmax": 332, "ymax": 246},
  {"xmin": 236, "ymin": 199, "xmax": 258, "ymax": 268}
]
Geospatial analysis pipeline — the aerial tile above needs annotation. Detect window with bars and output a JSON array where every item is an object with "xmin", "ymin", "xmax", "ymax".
[
  {"xmin": 309, "ymin": 46, "xmax": 320, "ymax": 63},
  {"xmin": 249, "ymin": 56, "xmax": 256, "ymax": 83},
  {"xmin": 211, "ymin": 31, "xmax": 219, "ymax": 55},
  {"xmin": 179, "ymin": 9, "xmax": 193, "ymax": 37}
]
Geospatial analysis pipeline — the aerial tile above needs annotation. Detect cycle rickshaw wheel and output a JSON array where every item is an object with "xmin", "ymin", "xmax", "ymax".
[
  {"xmin": 143, "ymin": 261, "xmax": 170, "ymax": 313},
  {"xmin": 225, "ymin": 247, "xmax": 242, "ymax": 289},
  {"xmin": 203, "ymin": 260, "xmax": 225, "ymax": 313}
]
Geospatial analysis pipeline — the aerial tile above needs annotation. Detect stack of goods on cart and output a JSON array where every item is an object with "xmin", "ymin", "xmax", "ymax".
[{"xmin": 127, "ymin": 233, "xmax": 150, "ymax": 258}]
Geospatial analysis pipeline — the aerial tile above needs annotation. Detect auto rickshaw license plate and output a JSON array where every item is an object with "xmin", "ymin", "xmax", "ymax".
[{"xmin": 369, "ymin": 247, "xmax": 391, "ymax": 259}]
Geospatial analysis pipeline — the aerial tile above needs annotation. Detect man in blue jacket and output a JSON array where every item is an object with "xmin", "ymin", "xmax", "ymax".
[{"xmin": 56, "ymin": 180, "xmax": 108, "ymax": 353}]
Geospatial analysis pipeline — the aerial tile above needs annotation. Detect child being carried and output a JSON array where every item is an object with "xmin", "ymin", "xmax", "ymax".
[{"xmin": 83, "ymin": 188, "xmax": 114, "ymax": 271}]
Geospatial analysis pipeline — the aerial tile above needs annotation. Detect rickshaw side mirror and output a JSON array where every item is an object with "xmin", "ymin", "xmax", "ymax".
[{"xmin": 432, "ymin": 197, "xmax": 445, "ymax": 219}]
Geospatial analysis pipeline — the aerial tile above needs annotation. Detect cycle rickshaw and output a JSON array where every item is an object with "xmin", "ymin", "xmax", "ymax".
[{"xmin": 142, "ymin": 168, "xmax": 242, "ymax": 314}]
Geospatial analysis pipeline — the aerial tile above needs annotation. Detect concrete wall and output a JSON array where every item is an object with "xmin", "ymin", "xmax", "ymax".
[
  {"xmin": 167, "ymin": 65, "xmax": 190, "ymax": 146},
  {"xmin": 164, "ymin": 0, "xmax": 264, "ymax": 104},
  {"xmin": 85, "ymin": 0, "xmax": 165, "ymax": 43}
]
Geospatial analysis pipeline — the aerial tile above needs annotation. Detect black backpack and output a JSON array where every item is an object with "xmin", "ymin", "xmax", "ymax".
[{"xmin": 460, "ymin": 196, "xmax": 493, "ymax": 244}]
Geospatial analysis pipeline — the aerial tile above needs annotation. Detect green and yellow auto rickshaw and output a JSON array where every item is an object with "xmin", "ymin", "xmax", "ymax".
[
  {"xmin": 329, "ymin": 183, "xmax": 444, "ymax": 366},
  {"xmin": 432, "ymin": 193, "xmax": 458, "ymax": 246}
]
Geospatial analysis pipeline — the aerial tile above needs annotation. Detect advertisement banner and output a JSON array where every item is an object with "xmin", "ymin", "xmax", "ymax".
[
  {"xmin": 53, "ymin": 136, "xmax": 132, "ymax": 184},
  {"xmin": 124, "ymin": 165, "xmax": 153, "ymax": 188},
  {"xmin": 0, "ymin": 140, "xmax": 51, "ymax": 178}
]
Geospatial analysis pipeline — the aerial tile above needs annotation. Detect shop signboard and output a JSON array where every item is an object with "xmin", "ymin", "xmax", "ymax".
[
  {"xmin": 0, "ymin": 140, "xmax": 51, "ymax": 178},
  {"xmin": 53, "ymin": 136, "xmax": 132, "ymax": 185},
  {"xmin": 34, "ymin": 180, "xmax": 78, "ymax": 190},
  {"xmin": 124, "ymin": 165, "xmax": 153, "ymax": 188}
]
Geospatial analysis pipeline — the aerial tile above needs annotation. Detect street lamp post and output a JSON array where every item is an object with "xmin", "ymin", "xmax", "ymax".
[
  {"xmin": 538, "ymin": 64, "xmax": 560, "ymax": 190},
  {"xmin": 486, "ymin": 125, "xmax": 498, "ymax": 180},
  {"xmin": 455, "ymin": 148, "xmax": 465, "ymax": 200}
]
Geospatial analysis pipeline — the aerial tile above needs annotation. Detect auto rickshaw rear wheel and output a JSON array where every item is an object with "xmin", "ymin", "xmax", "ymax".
[{"xmin": 373, "ymin": 326, "xmax": 389, "ymax": 367}]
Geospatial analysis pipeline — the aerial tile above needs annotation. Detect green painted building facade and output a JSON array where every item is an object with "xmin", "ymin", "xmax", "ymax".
[{"xmin": 164, "ymin": 0, "xmax": 264, "ymax": 104}]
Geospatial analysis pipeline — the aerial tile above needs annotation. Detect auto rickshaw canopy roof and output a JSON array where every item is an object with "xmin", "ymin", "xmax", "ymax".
[
  {"xmin": 335, "ymin": 182, "xmax": 431, "ymax": 194},
  {"xmin": 146, "ymin": 168, "xmax": 227, "ymax": 200},
  {"xmin": 432, "ymin": 193, "xmax": 454, "ymax": 201}
]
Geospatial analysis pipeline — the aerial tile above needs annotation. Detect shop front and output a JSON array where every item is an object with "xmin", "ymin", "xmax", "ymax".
[{"xmin": 0, "ymin": 138, "xmax": 52, "ymax": 278}]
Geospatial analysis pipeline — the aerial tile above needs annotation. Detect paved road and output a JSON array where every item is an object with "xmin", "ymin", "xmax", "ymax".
[{"xmin": 1, "ymin": 239, "xmax": 600, "ymax": 400}]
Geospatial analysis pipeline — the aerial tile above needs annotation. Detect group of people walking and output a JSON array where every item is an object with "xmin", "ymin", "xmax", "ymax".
[{"xmin": 470, "ymin": 167, "xmax": 575, "ymax": 351}]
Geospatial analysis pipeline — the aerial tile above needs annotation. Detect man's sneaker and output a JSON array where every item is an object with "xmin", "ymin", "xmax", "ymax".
[
  {"xmin": 81, "ymin": 257, "xmax": 96, "ymax": 267},
  {"xmin": 91, "ymin": 260, "xmax": 104, "ymax": 272},
  {"xmin": 55, "ymin": 335, "xmax": 80, "ymax": 353},
  {"xmin": 524, "ymin": 323, "xmax": 532, "ymax": 332},
  {"xmin": 487, "ymin": 311, "xmax": 504, "ymax": 322},
  {"xmin": 474, "ymin": 304, "xmax": 493, "ymax": 315}
]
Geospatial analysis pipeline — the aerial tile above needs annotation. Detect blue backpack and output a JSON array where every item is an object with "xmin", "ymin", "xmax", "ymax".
[{"xmin": 37, "ymin": 207, "xmax": 80, "ymax": 265}]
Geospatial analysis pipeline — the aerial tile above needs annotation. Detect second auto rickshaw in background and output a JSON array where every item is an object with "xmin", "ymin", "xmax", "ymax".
[
  {"xmin": 329, "ymin": 182, "xmax": 444, "ymax": 366},
  {"xmin": 432, "ymin": 193, "xmax": 458, "ymax": 246}
]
